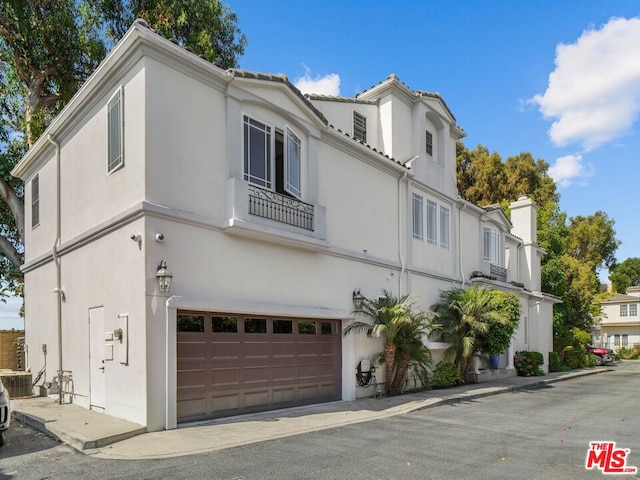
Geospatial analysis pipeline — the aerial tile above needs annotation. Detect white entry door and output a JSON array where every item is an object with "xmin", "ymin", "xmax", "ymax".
[{"xmin": 89, "ymin": 307, "xmax": 106, "ymax": 409}]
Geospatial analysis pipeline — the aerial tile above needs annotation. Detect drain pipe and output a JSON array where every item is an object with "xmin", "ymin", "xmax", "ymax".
[
  {"xmin": 457, "ymin": 199, "xmax": 466, "ymax": 287},
  {"xmin": 398, "ymin": 171, "xmax": 411, "ymax": 295},
  {"xmin": 46, "ymin": 134, "xmax": 63, "ymax": 405}
]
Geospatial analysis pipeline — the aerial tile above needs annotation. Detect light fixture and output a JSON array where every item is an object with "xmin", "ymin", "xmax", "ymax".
[
  {"xmin": 352, "ymin": 288, "xmax": 365, "ymax": 310},
  {"xmin": 156, "ymin": 260, "xmax": 173, "ymax": 293}
]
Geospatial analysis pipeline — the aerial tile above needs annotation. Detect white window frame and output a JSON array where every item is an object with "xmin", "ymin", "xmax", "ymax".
[
  {"xmin": 285, "ymin": 126, "xmax": 302, "ymax": 198},
  {"xmin": 439, "ymin": 205, "xmax": 449, "ymax": 249},
  {"xmin": 483, "ymin": 226, "xmax": 500, "ymax": 263},
  {"xmin": 31, "ymin": 174, "xmax": 40, "ymax": 228},
  {"xmin": 353, "ymin": 111, "xmax": 367, "ymax": 143},
  {"xmin": 630, "ymin": 304, "xmax": 638, "ymax": 316},
  {"xmin": 107, "ymin": 86, "xmax": 124, "ymax": 174},
  {"xmin": 243, "ymin": 114, "xmax": 305, "ymax": 199},
  {"xmin": 427, "ymin": 200, "xmax": 437, "ymax": 245},
  {"xmin": 243, "ymin": 115, "xmax": 273, "ymax": 189},
  {"xmin": 620, "ymin": 304, "xmax": 628, "ymax": 317},
  {"xmin": 412, "ymin": 193, "xmax": 424, "ymax": 241}
]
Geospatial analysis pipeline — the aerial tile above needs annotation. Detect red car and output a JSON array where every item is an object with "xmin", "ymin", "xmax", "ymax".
[{"xmin": 586, "ymin": 344, "xmax": 614, "ymax": 365}]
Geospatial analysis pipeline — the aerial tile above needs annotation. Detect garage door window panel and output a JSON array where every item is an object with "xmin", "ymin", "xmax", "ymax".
[
  {"xmin": 177, "ymin": 315, "xmax": 205, "ymax": 332},
  {"xmin": 245, "ymin": 318, "xmax": 267, "ymax": 333},
  {"xmin": 273, "ymin": 319, "xmax": 293, "ymax": 334},
  {"xmin": 298, "ymin": 321, "xmax": 317, "ymax": 334},
  {"xmin": 212, "ymin": 316, "xmax": 238, "ymax": 333}
]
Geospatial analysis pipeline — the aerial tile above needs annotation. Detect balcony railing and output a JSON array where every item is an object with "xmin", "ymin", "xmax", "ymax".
[
  {"xmin": 248, "ymin": 185, "xmax": 314, "ymax": 231},
  {"xmin": 490, "ymin": 264, "xmax": 508, "ymax": 283}
]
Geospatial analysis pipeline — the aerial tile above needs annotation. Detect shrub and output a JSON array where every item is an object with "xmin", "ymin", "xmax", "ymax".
[
  {"xmin": 615, "ymin": 346, "xmax": 640, "ymax": 360},
  {"xmin": 548, "ymin": 351, "xmax": 570, "ymax": 372},
  {"xmin": 584, "ymin": 352, "xmax": 598, "ymax": 367},
  {"xmin": 431, "ymin": 361, "xmax": 465, "ymax": 388},
  {"xmin": 562, "ymin": 346, "xmax": 596, "ymax": 369},
  {"xmin": 514, "ymin": 351, "xmax": 545, "ymax": 376}
]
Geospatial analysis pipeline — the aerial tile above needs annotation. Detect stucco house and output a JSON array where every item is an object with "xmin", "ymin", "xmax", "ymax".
[
  {"xmin": 12, "ymin": 21, "xmax": 558, "ymax": 431},
  {"xmin": 598, "ymin": 286, "xmax": 640, "ymax": 349}
]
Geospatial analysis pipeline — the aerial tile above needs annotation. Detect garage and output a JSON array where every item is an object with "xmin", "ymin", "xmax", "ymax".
[{"xmin": 176, "ymin": 312, "xmax": 342, "ymax": 423}]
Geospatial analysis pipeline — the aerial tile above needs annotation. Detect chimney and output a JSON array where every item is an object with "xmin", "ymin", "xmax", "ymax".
[{"xmin": 509, "ymin": 196, "xmax": 537, "ymax": 244}]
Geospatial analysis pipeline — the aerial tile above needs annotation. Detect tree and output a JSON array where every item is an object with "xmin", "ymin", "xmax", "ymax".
[
  {"xmin": 0, "ymin": 0, "xmax": 246, "ymax": 292},
  {"xmin": 456, "ymin": 143, "xmax": 505, "ymax": 206},
  {"xmin": 343, "ymin": 291, "xmax": 432, "ymax": 396},
  {"xmin": 0, "ymin": 0, "xmax": 106, "ymax": 288},
  {"xmin": 456, "ymin": 142, "xmax": 558, "ymax": 208},
  {"xmin": 609, "ymin": 257, "xmax": 640, "ymax": 293},
  {"xmin": 95, "ymin": 0, "xmax": 247, "ymax": 69},
  {"xmin": 428, "ymin": 285, "xmax": 510, "ymax": 377},
  {"xmin": 567, "ymin": 211, "xmax": 620, "ymax": 271}
]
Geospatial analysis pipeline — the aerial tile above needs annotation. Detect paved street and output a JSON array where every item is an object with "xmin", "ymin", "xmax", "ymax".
[{"xmin": 1, "ymin": 362, "xmax": 638, "ymax": 480}]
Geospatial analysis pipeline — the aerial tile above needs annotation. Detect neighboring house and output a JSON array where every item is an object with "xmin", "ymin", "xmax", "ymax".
[
  {"xmin": 12, "ymin": 21, "xmax": 558, "ymax": 431},
  {"xmin": 599, "ymin": 286, "xmax": 640, "ymax": 349}
]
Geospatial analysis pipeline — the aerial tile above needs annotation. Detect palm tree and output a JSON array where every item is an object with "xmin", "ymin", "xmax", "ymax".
[
  {"xmin": 429, "ymin": 285, "xmax": 510, "ymax": 378},
  {"xmin": 343, "ymin": 290, "xmax": 432, "ymax": 395}
]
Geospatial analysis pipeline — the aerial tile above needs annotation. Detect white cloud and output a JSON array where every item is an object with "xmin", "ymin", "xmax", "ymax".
[
  {"xmin": 531, "ymin": 17, "xmax": 640, "ymax": 151},
  {"xmin": 548, "ymin": 154, "xmax": 595, "ymax": 187},
  {"xmin": 294, "ymin": 68, "xmax": 341, "ymax": 96}
]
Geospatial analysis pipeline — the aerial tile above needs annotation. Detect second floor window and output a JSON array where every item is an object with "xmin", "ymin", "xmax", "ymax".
[
  {"xmin": 630, "ymin": 304, "xmax": 638, "ymax": 316},
  {"xmin": 244, "ymin": 115, "xmax": 303, "ymax": 198},
  {"xmin": 353, "ymin": 111, "xmax": 367, "ymax": 143},
  {"xmin": 620, "ymin": 304, "xmax": 628, "ymax": 317},
  {"xmin": 427, "ymin": 200, "xmax": 437, "ymax": 245},
  {"xmin": 440, "ymin": 206, "xmax": 449, "ymax": 249},
  {"xmin": 412, "ymin": 193, "xmax": 423, "ymax": 240},
  {"xmin": 483, "ymin": 226, "xmax": 500, "ymax": 263},
  {"xmin": 244, "ymin": 116, "xmax": 272, "ymax": 189},
  {"xmin": 31, "ymin": 174, "xmax": 40, "ymax": 228}
]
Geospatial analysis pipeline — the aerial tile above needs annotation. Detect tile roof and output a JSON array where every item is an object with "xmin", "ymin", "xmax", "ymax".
[
  {"xmin": 601, "ymin": 293, "xmax": 640, "ymax": 303},
  {"xmin": 357, "ymin": 74, "xmax": 461, "ymax": 127},
  {"xmin": 228, "ymin": 69, "xmax": 329, "ymax": 126}
]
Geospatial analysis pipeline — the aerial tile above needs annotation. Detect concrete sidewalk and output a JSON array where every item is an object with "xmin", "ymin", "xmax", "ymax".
[{"xmin": 12, "ymin": 368, "xmax": 611, "ymax": 460}]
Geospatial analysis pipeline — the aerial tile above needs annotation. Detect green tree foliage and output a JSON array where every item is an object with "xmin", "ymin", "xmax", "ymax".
[
  {"xmin": 95, "ymin": 0, "xmax": 247, "ymax": 69},
  {"xmin": 483, "ymin": 290, "xmax": 520, "ymax": 355},
  {"xmin": 609, "ymin": 257, "xmax": 640, "ymax": 293},
  {"xmin": 343, "ymin": 291, "xmax": 432, "ymax": 396},
  {"xmin": 567, "ymin": 211, "xmax": 620, "ymax": 271},
  {"xmin": 0, "ymin": 0, "xmax": 246, "ymax": 293},
  {"xmin": 456, "ymin": 142, "xmax": 559, "ymax": 208}
]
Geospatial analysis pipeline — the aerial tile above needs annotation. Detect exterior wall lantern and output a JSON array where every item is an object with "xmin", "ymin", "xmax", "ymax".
[
  {"xmin": 352, "ymin": 288, "xmax": 365, "ymax": 310},
  {"xmin": 156, "ymin": 260, "xmax": 173, "ymax": 293}
]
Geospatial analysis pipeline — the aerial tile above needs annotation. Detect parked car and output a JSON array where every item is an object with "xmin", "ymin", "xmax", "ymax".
[
  {"xmin": 586, "ymin": 344, "xmax": 614, "ymax": 366},
  {"xmin": 0, "ymin": 378, "xmax": 10, "ymax": 447}
]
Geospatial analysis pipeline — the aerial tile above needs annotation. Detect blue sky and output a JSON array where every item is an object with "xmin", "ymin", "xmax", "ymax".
[{"xmin": 230, "ymin": 0, "xmax": 640, "ymax": 275}]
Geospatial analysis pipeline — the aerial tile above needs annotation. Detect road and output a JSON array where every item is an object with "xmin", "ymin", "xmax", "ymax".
[{"xmin": 1, "ymin": 362, "xmax": 638, "ymax": 480}]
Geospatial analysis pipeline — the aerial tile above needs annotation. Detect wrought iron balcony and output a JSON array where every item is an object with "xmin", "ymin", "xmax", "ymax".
[{"xmin": 248, "ymin": 185, "xmax": 314, "ymax": 231}]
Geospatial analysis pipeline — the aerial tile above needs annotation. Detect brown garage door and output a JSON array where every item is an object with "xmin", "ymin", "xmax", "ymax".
[{"xmin": 177, "ymin": 312, "xmax": 342, "ymax": 423}]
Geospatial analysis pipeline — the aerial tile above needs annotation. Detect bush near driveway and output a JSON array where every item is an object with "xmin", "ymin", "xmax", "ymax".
[
  {"xmin": 431, "ymin": 361, "xmax": 465, "ymax": 388},
  {"xmin": 514, "ymin": 351, "xmax": 545, "ymax": 376}
]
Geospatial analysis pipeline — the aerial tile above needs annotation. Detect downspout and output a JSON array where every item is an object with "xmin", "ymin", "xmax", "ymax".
[
  {"xmin": 457, "ymin": 200, "xmax": 466, "ymax": 287},
  {"xmin": 398, "ymin": 172, "xmax": 408, "ymax": 295},
  {"xmin": 46, "ymin": 134, "xmax": 63, "ymax": 404}
]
